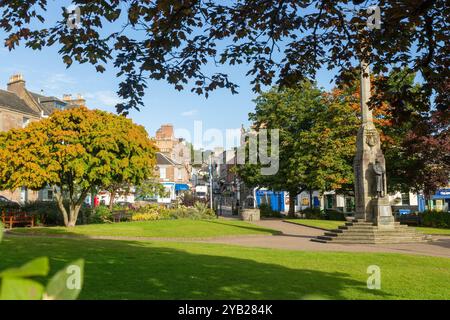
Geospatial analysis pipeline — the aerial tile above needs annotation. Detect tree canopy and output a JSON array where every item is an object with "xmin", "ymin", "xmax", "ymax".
[
  {"xmin": 0, "ymin": 1, "xmax": 447, "ymax": 115},
  {"xmin": 238, "ymin": 81, "xmax": 358, "ymax": 215},
  {"xmin": 0, "ymin": 107, "xmax": 157, "ymax": 226}
]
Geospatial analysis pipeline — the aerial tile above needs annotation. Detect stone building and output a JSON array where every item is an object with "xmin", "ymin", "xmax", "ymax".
[
  {"xmin": 154, "ymin": 124, "xmax": 192, "ymax": 185},
  {"xmin": 0, "ymin": 74, "xmax": 84, "ymax": 203}
]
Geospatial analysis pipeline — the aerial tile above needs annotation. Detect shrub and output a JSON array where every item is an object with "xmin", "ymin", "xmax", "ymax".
[
  {"xmin": 132, "ymin": 202, "xmax": 215, "ymax": 221},
  {"xmin": 301, "ymin": 207, "xmax": 324, "ymax": 220},
  {"xmin": 21, "ymin": 201, "xmax": 65, "ymax": 226},
  {"xmin": 89, "ymin": 206, "xmax": 113, "ymax": 224},
  {"xmin": 259, "ymin": 203, "xmax": 282, "ymax": 217},
  {"xmin": 132, "ymin": 212, "xmax": 160, "ymax": 221},
  {"xmin": 419, "ymin": 210, "xmax": 450, "ymax": 228},
  {"xmin": 325, "ymin": 209, "xmax": 346, "ymax": 221}
]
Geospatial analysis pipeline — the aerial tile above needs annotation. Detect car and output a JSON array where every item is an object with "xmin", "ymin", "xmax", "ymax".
[{"xmin": 0, "ymin": 195, "xmax": 21, "ymax": 209}]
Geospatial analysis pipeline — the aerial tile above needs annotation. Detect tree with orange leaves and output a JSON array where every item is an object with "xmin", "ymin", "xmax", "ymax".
[{"xmin": 0, "ymin": 107, "xmax": 157, "ymax": 227}]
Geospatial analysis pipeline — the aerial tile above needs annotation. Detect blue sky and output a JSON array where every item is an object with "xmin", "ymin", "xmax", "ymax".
[{"xmin": 0, "ymin": 1, "xmax": 337, "ymax": 147}]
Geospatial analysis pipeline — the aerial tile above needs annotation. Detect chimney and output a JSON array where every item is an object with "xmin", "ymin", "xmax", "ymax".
[
  {"xmin": 7, "ymin": 74, "xmax": 26, "ymax": 95},
  {"xmin": 62, "ymin": 93, "xmax": 86, "ymax": 108}
]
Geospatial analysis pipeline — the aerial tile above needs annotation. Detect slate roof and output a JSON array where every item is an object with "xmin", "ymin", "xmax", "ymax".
[
  {"xmin": 156, "ymin": 152, "xmax": 181, "ymax": 166},
  {"xmin": 29, "ymin": 92, "xmax": 66, "ymax": 116},
  {"xmin": 0, "ymin": 89, "xmax": 40, "ymax": 117}
]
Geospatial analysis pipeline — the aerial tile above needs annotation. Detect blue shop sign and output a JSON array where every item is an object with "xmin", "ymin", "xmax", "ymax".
[{"xmin": 432, "ymin": 189, "xmax": 450, "ymax": 200}]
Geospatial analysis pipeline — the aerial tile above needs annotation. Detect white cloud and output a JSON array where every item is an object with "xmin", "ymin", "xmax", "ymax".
[
  {"xmin": 42, "ymin": 73, "xmax": 76, "ymax": 91},
  {"xmin": 84, "ymin": 90, "xmax": 123, "ymax": 108},
  {"xmin": 181, "ymin": 109, "xmax": 198, "ymax": 117}
]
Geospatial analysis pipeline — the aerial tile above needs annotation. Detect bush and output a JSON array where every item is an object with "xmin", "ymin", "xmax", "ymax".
[
  {"xmin": 301, "ymin": 207, "xmax": 324, "ymax": 219},
  {"xmin": 132, "ymin": 202, "xmax": 216, "ymax": 221},
  {"xmin": 325, "ymin": 209, "xmax": 346, "ymax": 221},
  {"xmin": 419, "ymin": 210, "xmax": 450, "ymax": 229},
  {"xmin": 89, "ymin": 206, "xmax": 113, "ymax": 224},
  {"xmin": 21, "ymin": 201, "xmax": 65, "ymax": 226},
  {"xmin": 132, "ymin": 212, "xmax": 160, "ymax": 221},
  {"xmin": 258, "ymin": 203, "xmax": 282, "ymax": 217}
]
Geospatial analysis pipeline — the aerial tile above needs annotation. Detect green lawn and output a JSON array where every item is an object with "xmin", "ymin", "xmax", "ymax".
[
  {"xmin": 415, "ymin": 227, "xmax": 450, "ymax": 236},
  {"xmin": 10, "ymin": 219, "xmax": 279, "ymax": 238},
  {"xmin": 0, "ymin": 236, "xmax": 449, "ymax": 299},
  {"xmin": 285, "ymin": 219, "xmax": 450, "ymax": 235}
]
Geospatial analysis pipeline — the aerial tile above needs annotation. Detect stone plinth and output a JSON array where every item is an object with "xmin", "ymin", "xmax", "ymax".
[
  {"xmin": 240, "ymin": 208, "xmax": 260, "ymax": 221},
  {"xmin": 312, "ymin": 220, "xmax": 431, "ymax": 244}
]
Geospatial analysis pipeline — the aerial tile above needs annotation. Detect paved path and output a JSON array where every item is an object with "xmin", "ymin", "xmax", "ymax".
[{"xmin": 198, "ymin": 220, "xmax": 450, "ymax": 258}]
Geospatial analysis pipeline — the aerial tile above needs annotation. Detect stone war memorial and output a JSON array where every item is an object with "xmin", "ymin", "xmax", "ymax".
[{"xmin": 314, "ymin": 62, "xmax": 430, "ymax": 244}]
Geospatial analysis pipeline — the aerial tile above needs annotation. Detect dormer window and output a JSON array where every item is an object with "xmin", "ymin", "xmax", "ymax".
[{"xmin": 22, "ymin": 117, "xmax": 30, "ymax": 128}]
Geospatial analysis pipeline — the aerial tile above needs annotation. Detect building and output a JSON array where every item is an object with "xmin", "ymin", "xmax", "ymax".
[
  {"xmin": 154, "ymin": 124, "xmax": 192, "ymax": 185},
  {"xmin": 0, "ymin": 73, "xmax": 83, "ymax": 203},
  {"xmin": 154, "ymin": 152, "xmax": 190, "ymax": 203}
]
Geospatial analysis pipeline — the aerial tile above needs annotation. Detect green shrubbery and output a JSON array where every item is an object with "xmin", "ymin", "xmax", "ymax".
[
  {"xmin": 299, "ymin": 208, "xmax": 346, "ymax": 221},
  {"xmin": 419, "ymin": 210, "xmax": 450, "ymax": 228},
  {"xmin": 258, "ymin": 203, "xmax": 282, "ymax": 218},
  {"xmin": 132, "ymin": 202, "xmax": 216, "ymax": 221},
  {"xmin": 325, "ymin": 209, "xmax": 346, "ymax": 221}
]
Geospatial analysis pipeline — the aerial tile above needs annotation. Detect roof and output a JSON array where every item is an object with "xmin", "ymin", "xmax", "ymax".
[
  {"xmin": 156, "ymin": 152, "xmax": 181, "ymax": 166},
  {"xmin": 29, "ymin": 92, "xmax": 66, "ymax": 116},
  {"xmin": 0, "ymin": 89, "xmax": 40, "ymax": 117}
]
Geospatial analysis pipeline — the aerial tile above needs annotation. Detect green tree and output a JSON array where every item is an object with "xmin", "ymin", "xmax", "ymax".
[
  {"xmin": 0, "ymin": 107, "xmax": 157, "ymax": 227},
  {"xmin": 238, "ymin": 82, "xmax": 358, "ymax": 216}
]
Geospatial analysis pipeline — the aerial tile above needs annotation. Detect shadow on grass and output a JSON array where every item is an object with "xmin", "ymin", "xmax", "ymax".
[
  {"xmin": 204, "ymin": 219, "xmax": 282, "ymax": 236},
  {"xmin": 0, "ymin": 237, "xmax": 391, "ymax": 300}
]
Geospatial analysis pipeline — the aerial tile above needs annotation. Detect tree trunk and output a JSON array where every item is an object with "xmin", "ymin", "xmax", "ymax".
[
  {"xmin": 109, "ymin": 189, "xmax": 116, "ymax": 211},
  {"xmin": 288, "ymin": 192, "xmax": 296, "ymax": 218},
  {"xmin": 54, "ymin": 187, "xmax": 69, "ymax": 227},
  {"xmin": 90, "ymin": 186, "xmax": 96, "ymax": 208},
  {"xmin": 309, "ymin": 189, "xmax": 313, "ymax": 209},
  {"xmin": 68, "ymin": 203, "xmax": 82, "ymax": 227}
]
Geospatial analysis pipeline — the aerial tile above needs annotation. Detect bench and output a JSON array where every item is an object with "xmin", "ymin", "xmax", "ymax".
[
  {"xmin": 1, "ymin": 211, "xmax": 35, "ymax": 229},
  {"xmin": 112, "ymin": 210, "xmax": 133, "ymax": 223}
]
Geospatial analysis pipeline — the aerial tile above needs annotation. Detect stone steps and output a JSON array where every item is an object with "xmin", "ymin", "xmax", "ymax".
[{"xmin": 312, "ymin": 220, "xmax": 431, "ymax": 244}]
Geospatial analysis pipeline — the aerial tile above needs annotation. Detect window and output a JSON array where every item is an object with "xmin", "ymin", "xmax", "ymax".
[
  {"xmin": 159, "ymin": 167, "xmax": 166, "ymax": 179},
  {"xmin": 22, "ymin": 117, "xmax": 30, "ymax": 128},
  {"xmin": 177, "ymin": 168, "xmax": 183, "ymax": 180},
  {"xmin": 401, "ymin": 193, "xmax": 410, "ymax": 205},
  {"xmin": 47, "ymin": 189, "xmax": 53, "ymax": 200}
]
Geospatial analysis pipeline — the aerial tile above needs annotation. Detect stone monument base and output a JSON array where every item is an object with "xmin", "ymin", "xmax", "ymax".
[
  {"xmin": 240, "ymin": 208, "xmax": 260, "ymax": 221},
  {"xmin": 373, "ymin": 197, "xmax": 395, "ymax": 230},
  {"xmin": 312, "ymin": 219, "xmax": 432, "ymax": 244}
]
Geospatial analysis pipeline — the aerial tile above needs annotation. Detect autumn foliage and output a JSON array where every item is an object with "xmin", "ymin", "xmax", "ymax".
[{"xmin": 0, "ymin": 107, "xmax": 157, "ymax": 226}]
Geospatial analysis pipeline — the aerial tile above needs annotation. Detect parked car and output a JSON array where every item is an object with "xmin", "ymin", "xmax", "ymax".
[{"xmin": 0, "ymin": 196, "xmax": 21, "ymax": 209}]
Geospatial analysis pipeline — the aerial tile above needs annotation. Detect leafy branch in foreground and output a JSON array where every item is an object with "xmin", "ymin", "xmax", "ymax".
[
  {"xmin": 0, "ymin": 226, "xmax": 84, "ymax": 300},
  {"xmin": 0, "ymin": 1, "xmax": 447, "ymax": 116}
]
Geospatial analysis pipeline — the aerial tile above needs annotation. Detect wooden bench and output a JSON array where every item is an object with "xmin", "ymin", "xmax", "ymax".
[
  {"xmin": 112, "ymin": 210, "xmax": 133, "ymax": 223},
  {"xmin": 1, "ymin": 211, "xmax": 35, "ymax": 229}
]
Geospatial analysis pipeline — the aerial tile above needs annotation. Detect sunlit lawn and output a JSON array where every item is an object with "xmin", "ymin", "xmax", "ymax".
[
  {"xmin": 285, "ymin": 219, "xmax": 450, "ymax": 235},
  {"xmin": 0, "ymin": 236, "xmax": 449, "ymax": 299},
  {"xmin": 10, "ymin": 219, "xmax": 280, "ymax": 238}
]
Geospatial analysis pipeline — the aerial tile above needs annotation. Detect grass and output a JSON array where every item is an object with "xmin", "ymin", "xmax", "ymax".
[
  {"xmin": 0, "ymin": 236, "xmax": 449, "ymax": 299},
  {"xmin": 415, "ymin": 227, "xmax": 450, "ymax": 236},
  {"xmin": 285, "ymin": 219, "xmax": 450, "ymax": 235},
  {"xmin": 10, "ymin": 219, "xmax": 279, "ymax": 238}
]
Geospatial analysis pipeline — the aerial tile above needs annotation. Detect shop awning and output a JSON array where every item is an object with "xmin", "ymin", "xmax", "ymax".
[
  {"xmin": 175, "ymin": 184, "xmax": 190, "ymax": 191},
  {"xmin": 432, "ymin": 189, "xmax": 450, "ymax": 200}
]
